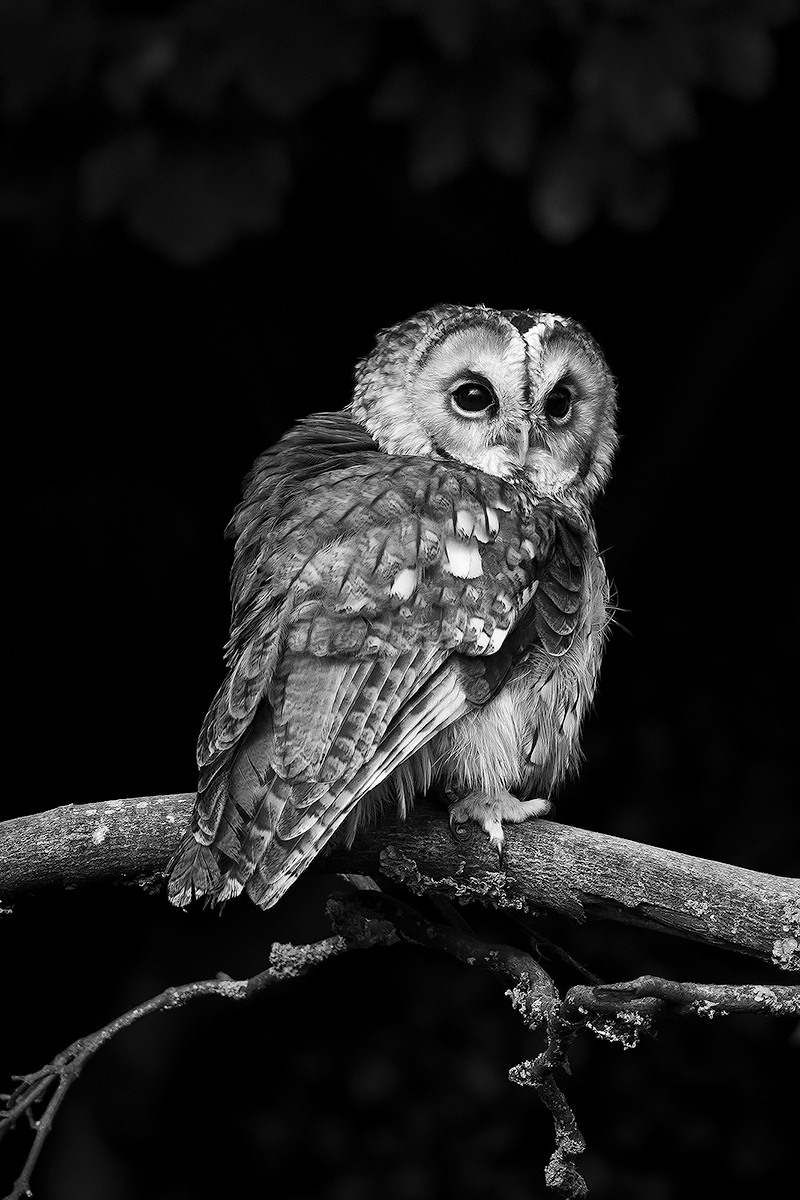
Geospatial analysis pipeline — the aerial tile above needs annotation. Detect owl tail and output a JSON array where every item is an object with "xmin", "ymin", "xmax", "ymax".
[
  {"xmin": 168, "ymin": 660, "xmax": 469, "ymax": 909},
  {"xmin": 208, "ymin": 766, "xmax": 366, "ymax": 908},
  {"xmin": 166, "ymin": 839, "xmax": 221, "ymax": 907},
  {"xmin": 166, "ymin": 705, "xmax": 349, "ymax": 909},
  {"xmin": 166, "ymin": 705, "xmax": 279, "ymax": 907}
]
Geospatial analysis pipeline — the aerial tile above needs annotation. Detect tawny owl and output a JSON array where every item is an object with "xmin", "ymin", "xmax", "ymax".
[{"xmin": 168, "ymin": 304, "xmax": 617, "ymax": 910}]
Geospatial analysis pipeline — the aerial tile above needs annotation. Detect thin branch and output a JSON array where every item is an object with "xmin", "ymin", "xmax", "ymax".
[
  {"xmin": 506, "ymin": 973, "xmax": 799, "ymax": 1199},
  {"xmin": 325, "ymin": 900, "xmax": 798, "ymax": 1198},
  {"xmin": 3, "ymin": 885, "xmax": 797, "ymax": 1200},
  {"xmin": 2, "ymin": 795, "xmax": 798, "ymax": 970},
  {"xmin": 559, "ymin": 976, "xmax": 800, "ymax": 1046},
  {"xmin": 0, "ymin": 914, "xmax": 398, "ymax": 1200},
  {"xmin": 508, "ymin": 966, "xmax": 800, "ymax": 1195},
  {"xmin": 328, "ymin": 892, "xmax": 589, "ymax": 1198}
]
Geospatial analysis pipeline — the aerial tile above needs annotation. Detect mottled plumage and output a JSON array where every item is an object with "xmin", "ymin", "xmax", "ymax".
[{"xmin": 168, "ymin": 304, "xmax": 617, "ymax": 909}]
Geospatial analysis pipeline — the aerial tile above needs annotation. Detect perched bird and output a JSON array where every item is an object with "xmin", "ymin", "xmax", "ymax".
[{"xmin": 168, "ymin": 304, "xmax": 617, "ymax": 910}]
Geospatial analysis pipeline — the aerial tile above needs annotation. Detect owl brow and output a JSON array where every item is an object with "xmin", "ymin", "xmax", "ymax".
[
  {"xmin": 414, "ymin": 313, "xmax": 506, "ymax": 372},
  {"xmin": 548, "ymin": 369, "xmax": 577, "ymax": 394},
  {"xmin": 548, "ymin": 322, "xmax": 607, "ymax": 375}
]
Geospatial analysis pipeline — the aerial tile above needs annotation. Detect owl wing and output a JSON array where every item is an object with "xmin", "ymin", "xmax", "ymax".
[{"xmin": 168, "ymin": 415, "xmax": 587, "ymax": 908}]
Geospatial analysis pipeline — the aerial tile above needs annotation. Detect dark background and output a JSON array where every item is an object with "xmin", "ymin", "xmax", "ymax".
[{"xmin": 3, "ymin": 2, "xmax": 798, "ymax": 1198}]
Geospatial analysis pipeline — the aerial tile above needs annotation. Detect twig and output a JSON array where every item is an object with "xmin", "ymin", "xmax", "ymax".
[
  {"xmin": 0, "ymin": 918, "xmax": 397, "ymax": 1200},
  {"xmin": 329, "ymin": 892, "xmax": 592, "ymax": 1198},
  {"xmin": 510, "ymin": 911, "xmax": 606, "ymax": 985},
  {"xmin": 507, "ymin": 975, "xmax": 800, "ymax": 1197},
  {"xmin": 560, "ymin": 976, "xmax": 800, "ymax": 1046}
]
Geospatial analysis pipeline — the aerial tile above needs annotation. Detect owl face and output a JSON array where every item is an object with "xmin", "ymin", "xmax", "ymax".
[{"xmin": 351, "ymin": 304, "xmax": 617, "ymax": 504}]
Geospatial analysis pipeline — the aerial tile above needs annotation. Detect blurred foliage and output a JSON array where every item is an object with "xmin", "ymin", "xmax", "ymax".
[{"xmin": 1, "ymin": 0, "xmax": 796, "ymax": 262}]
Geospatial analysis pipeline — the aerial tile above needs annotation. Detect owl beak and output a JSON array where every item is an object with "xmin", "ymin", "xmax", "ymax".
[{"xmin": 512, "ymin": 423, "xmax": 530, "ymax": 467}]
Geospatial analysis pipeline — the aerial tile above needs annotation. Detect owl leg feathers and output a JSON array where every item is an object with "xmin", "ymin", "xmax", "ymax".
[{"xmin": 447, "ymin": 790, "xmax": 551, "ymax": 863}]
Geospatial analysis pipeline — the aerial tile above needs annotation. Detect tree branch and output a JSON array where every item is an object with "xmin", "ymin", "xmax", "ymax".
[
  {"xmin": 1, "ymin": 795, "xmax": 798, "ymax": 970},
  {"xmin": 2, "ymin": 886, "xmax": 797, "ymax": 1200}
]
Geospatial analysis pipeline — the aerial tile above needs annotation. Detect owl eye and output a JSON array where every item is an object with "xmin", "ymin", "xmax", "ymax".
[
  {"xmin": 545, "ymin": 385, "xmax": 572, "ymax": 421},
  {"xmin": 451, "ymin": 381, "xmax": 496, "ymax": 417}
]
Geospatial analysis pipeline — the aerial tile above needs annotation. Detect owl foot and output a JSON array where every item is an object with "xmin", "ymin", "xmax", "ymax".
[{"xmin": 448, "ymin": 791, "xmax": 551, "ymax": 866}]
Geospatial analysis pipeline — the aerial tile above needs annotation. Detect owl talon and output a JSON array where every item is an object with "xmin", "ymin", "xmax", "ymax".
[{"xmin": 448, "ymin": 791, "xmax": 550, "ymax": 866}]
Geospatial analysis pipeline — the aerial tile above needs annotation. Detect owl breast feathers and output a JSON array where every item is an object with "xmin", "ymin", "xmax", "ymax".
[{"xmin": 168, "ymin": 304, "xmax": 618, "ymax": 909}]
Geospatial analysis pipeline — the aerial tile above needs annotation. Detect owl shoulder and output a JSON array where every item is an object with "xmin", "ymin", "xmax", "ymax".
[{"xmin": 229, "ymin": 411, "xmax": 381, "ymax": 537}]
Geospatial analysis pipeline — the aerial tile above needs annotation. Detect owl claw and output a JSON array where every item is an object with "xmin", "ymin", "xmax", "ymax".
[{"xmin": 448, "ymin": 791, "xmax": 550, "ymax": 867}]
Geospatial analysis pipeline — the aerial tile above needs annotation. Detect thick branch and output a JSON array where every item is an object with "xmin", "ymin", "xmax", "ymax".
[{"xmin": 1, "ymin": 795, "xmax": 797, "ymax": 970}]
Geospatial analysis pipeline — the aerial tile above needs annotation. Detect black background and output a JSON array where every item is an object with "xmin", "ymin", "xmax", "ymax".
[{"xmin": 3, "ymin": 4, "xmax": 798, "ymax": 1198}]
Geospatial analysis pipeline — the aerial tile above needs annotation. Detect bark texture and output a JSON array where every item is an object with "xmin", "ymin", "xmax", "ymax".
[{"xmin": 1, "ymin": 795, "xmax": 797, "ymax": 970}]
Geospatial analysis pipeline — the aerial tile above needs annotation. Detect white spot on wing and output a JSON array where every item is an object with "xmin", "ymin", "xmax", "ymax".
[
  {"xmin": 92, "ymin": 824, "xmax": 109, "ymax": 846},
  {"xmin": 444, "ymin": 538, "xmax": 483, "ymax": 579},
  {"xmin": 484, "ymin": 508, "xmax": 500, "ymax": 537},
  {"xmin": 390, "ymin": 567, "xmax": 419, "ymax": 599},
  {"xmin": 467, "ymin": 615, "xmax": 508, "ymax": 654},
  {"xmin": 342, "ymin": 594, "xmax": 374, "ymax": 613},
  {"xmin": 467, "ymin": 617, "xmax": 491, "ymax": 653},
  {"xmin": 487, "ymin": 625, "xmax": 511, "ymax": 653},
  {"xmin": 455, "ymin": 509, "xmax": 475, "ymax": 539}
]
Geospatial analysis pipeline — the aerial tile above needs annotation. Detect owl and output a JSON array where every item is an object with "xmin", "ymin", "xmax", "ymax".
[{"xmin": 168, "ymin": 304, "xmax": 617, "ymax": 910}]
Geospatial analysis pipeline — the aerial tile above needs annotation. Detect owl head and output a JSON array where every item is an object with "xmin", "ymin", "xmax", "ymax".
[{"xmin": 350, "ymin": 304, "xmax": 618, "ymax": 505}]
